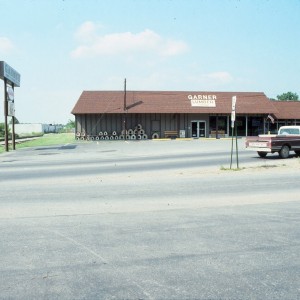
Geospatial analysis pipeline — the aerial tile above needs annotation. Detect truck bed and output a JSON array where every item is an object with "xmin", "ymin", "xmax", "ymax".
[{"xmin": 245, "ymin": 134, "xmax": 300, "ymax": 158}]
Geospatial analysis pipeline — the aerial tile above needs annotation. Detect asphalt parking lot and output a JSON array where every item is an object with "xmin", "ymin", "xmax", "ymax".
[{"xmin": 0, "ymin": 138, "xmax": 299, "ymax": 299}]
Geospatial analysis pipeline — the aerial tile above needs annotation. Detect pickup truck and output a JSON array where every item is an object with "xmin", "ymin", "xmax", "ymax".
[{"xmin": 245, "ymin": 126, "xmax": 300, "ymax": 158}]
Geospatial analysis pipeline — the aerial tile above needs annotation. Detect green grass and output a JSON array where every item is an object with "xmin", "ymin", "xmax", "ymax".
[{"xmin": 0, "ymin": 133, "xmax": 76, "ymax": 154}]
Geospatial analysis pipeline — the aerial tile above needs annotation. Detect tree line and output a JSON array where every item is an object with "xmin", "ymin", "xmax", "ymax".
[{"xmin": 273, "ymin": 92, "xmax": 299, "ymax": 101}]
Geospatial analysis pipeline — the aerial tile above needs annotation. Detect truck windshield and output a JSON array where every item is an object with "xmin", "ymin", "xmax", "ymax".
[{"xmin": 278, "ymin": 128, "xmax": 300, "ymax": 135}]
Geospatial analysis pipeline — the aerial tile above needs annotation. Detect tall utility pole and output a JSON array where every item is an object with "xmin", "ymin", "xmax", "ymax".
[
  {"xmin": 123, "ymin": 78, "xmax": 127, "ymax": 140},
  {"xmin": 124, "ymin": 78, "xmax": 127, "ymax": 111}
]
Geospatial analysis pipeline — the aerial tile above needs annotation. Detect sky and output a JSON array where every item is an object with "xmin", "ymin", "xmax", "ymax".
[{"xmin": 0, "ymin": 0, "xmax": 299, "ymax": 124}]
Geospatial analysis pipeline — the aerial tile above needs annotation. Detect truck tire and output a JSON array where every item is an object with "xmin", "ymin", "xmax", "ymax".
[
  {"xmin": 295, "ymin": 151, "xmax": 300, "ymax": 156},
  {"xmin": 279, "ymin": 145, "xmax": 290, "ymax": 159},
  {"xmin": 257, "ymin": 151, "xmax": 267, "ymax": 158}
]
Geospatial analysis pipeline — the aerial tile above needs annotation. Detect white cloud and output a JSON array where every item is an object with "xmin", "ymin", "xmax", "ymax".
[
  {"xmin": 74, "ymin": 21, "xmax": 103, "ymax": 43},
  {"xmin": 205, "ymin": 71, "xmax": 234, "ymax": 83},
  {"xmin": 71, "ymin": 22, "xmax": 188, "ymax": 58},
  {"xmin": 0, "ymin": 37, "xmax": 14, "ymax": 53}
]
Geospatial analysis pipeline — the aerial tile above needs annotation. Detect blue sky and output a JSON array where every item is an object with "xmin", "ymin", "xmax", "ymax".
[{"xmin": 0, "ymin": 0, "xmax": 299, "ymax": 124}]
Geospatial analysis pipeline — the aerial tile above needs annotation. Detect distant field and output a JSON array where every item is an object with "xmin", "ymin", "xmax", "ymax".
[{"xmin": 0, "ymin": 133, "xmax": 76, "ymax": 154}]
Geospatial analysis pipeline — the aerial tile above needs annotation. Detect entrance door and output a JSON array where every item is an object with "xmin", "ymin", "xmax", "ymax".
[{"xmin": 191, "ymin": 121, "xmax": 206, "ymax": 138}]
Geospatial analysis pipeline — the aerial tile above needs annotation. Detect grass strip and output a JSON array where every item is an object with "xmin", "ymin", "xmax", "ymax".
[{"xmin": 0, "ymin": 133, "xmax": 76, "ymax": 154}]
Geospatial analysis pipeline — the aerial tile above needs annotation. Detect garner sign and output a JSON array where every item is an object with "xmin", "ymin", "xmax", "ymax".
[{"xmin": 188, "ymin": 94, "xmax": 216, "ymax": 107}]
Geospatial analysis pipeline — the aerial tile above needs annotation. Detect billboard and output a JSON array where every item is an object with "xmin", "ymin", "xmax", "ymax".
[{"xmin": 0, "ymin": 61, "xmax": 21, "ymax": 87}]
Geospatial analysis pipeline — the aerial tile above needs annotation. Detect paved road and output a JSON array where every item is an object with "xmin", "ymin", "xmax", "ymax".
[
  {"xmin": 0, "ymin": 139, "xmax": 299, "ymax": 299},
  {"xmin": 0, "ymin": 138, "xmax": 296, "ymax": 181}
]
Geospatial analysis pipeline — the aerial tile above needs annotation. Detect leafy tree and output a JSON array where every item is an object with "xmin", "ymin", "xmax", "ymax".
[
  {"xmin": 66, "ymin": 119, "xmax": 75, "ymax": 129},
  {"xmin": 0, "ymin": 123, "xmax": 4, "ymax": 137},
  {"xmin": 276, "ymin": 92, "xmax": 299, "ymax": 101},
  {"xmin": 0, "ymin": 123, "xmax": 10, "ymax": 138}
]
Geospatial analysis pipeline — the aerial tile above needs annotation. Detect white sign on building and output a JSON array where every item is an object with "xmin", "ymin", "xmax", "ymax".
[
  {"xmin": 191, "ymin": 99, "xmax": 216, "ymax": 107},
  {"xmin": 188, "ymin": 94, "xmax": 217, "ymax": 107}
]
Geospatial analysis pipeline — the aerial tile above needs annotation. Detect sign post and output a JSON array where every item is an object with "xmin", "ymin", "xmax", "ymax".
[
  {"xmin": 0, "ymin": 61, "xmax": 20, "ymax": 152},
  {"xmin": 230, "ymin": 96, "xmax": 239, "ymax": 169}
]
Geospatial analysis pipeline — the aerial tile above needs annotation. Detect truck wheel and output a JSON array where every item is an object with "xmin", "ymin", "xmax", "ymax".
[
  {"xmin": 257, "ymin": 151, "xmax": 267, "ymax": 158},
  {"xmin": 295, "ymin": 151, "xmax": 300, "ymax": 156},
  {"xmin": 279, "ymin": 145, "xmax": 290, "ymax": 159}
]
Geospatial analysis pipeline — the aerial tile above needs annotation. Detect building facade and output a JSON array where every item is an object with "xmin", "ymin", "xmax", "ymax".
[{"xmin": 71, "ymin": 91, "xmax": 300, "ymax": 139}]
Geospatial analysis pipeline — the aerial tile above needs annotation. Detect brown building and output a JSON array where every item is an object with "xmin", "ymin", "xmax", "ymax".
[{"xmin": 71, "ymin": 91, "xmax": 300, "ymax": 139}]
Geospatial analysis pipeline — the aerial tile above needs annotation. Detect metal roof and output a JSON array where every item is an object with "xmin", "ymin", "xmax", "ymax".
[
  {"xmin": 71, "ymin": 90, "xmax": 278, "ymax": 115},
  {"xmin": 271, "ymin": 101, "xmax": 300, "ymax": 119}
]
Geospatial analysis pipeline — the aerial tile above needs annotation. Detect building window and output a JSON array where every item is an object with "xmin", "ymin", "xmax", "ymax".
[
  {"xmin": 247, "ymin": 117, "xmax": 264, "ymax": 136},
  {"xmin": 209, "ymin": 116, "xmax": 228, "ymax": 137}
]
